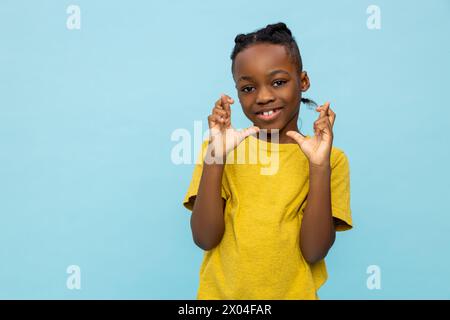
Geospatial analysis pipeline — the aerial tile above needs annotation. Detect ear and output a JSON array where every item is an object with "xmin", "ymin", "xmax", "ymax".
[{"xmin": 298, "ymin": 71, "xmax": 310, "ymax": 92}]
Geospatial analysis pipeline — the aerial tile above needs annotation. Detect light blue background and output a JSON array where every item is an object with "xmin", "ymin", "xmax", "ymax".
[{"xmin": 1, "ymin": 0, "xmax": 449, "ymax": 299}]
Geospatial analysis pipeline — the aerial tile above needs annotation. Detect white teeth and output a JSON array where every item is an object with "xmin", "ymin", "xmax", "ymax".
[{"xmin": 263, "ymin": 110, "xmax": 274, "ymax": 116}]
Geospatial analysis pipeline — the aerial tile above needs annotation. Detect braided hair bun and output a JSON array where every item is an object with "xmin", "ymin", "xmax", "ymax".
[{"xmin": 265, "ymin": 22, "xmax": 292, "ymax": 36}]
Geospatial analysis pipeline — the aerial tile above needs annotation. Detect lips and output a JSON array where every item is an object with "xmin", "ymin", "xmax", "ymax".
[{"xmin": 255, "ymin": 107, "xmax": 283, "ymax": 121}]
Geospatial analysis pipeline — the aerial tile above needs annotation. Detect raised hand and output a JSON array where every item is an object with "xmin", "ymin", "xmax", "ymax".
[
  {"xmin": 286, "ymin": 102, "xmax": 336, "ymax": 167},
  {"xmin": 206, "ymin": 94, "xmax": 260, "ymax": 164}
]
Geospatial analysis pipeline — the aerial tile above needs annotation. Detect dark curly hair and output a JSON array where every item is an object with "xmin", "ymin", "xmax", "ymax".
[{"xmin": 231, "ymin": 22, "xmax": 317, "ymax": 108}]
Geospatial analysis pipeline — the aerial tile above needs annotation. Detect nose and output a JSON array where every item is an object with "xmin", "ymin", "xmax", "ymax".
[{"xmin": 256, "ymin": 86, "xmax": 275, "ymax": 105}]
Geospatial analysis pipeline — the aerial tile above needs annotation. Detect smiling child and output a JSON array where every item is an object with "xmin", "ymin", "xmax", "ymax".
[{"xmin": 183, "ymin": 22, "xmax": 353, "ymax": 300}]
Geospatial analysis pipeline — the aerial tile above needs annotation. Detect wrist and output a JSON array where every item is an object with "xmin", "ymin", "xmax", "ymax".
[
  {"xmin": 203, "ymin": 160, "xmax": 225, "ymax": 170},
  {"xmin": 308, "ymin": 163, "xmax": 331, "ymax": 177},
  {"xmin": 205, "ymin": 143, "xmax": 228, "ymax": 165},
  {"xmin": 309, "ymin": 162, "xmax": 331, "ymax": 170}
]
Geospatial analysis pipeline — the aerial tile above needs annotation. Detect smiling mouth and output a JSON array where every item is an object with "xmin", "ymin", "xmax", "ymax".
[{"xmin": 255, "ymin": 107, "xmax": 283, "ymax": 121}]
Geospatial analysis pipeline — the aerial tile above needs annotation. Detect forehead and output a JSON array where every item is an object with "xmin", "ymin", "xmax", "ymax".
[{"xmin": 233, "ymin": 43, "xmax": 295, "ymax": 78}]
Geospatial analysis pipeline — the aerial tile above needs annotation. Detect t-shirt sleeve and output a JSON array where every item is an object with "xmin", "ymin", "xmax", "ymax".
[
  {"xmin": 330, "ymin": 148, "xmax": 353, "ymax": 231},
  {"xmin": 182, "ymin": 140, "xmax": 229, "ymax": 212}
]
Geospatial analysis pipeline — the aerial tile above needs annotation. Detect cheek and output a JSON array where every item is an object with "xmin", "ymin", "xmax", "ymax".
[
  {"xmin": 277, "ymin": 86, "xmax": 301, "ymax": 109},
  {"xmin": 237, "ymin": 93, "xmax": 251, "ymax": 109},
  {"xmin": 279, "ymin": 84, "xmax": 300, "ymax": 105},
  {"xmin": 241, "ymin": 105, "xmax": 253, "ymax": 118},
  {"xmin": 241, "ymin": 105, "xmax": 256, "ymax": 119}
]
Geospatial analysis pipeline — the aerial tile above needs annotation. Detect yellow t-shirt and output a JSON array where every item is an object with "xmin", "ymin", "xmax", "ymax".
[{"xmin": 182, "ymin": 134, "xmax": 353, "ymax": 300}]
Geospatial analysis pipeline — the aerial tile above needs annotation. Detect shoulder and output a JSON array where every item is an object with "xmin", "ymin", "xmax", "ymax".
[{"xmin": 330, "ymin": 146, "xmax": 350, "ymax": 170}]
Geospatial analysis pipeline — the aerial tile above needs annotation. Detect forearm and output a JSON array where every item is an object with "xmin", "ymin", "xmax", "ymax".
[
  {"xmin": 190, "ymin": 151, "xmax": 226, "ymax": 250},
  {"xmin": 300, "ymin": 163, "xmax": 335, "ymax": 264}
]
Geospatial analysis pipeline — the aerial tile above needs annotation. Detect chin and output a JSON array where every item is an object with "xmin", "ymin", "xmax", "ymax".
[
  {"xmin": 254, "ymin": 121, "xmax": 283, "ymax": 131},
  {"xmin": 256, "ymin": 125, "xmax": 284, "ymax": 135}
]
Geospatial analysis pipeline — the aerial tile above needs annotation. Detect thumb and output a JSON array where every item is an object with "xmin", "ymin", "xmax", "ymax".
[
  {"xmin": 286, "ymin": 131, "xmax": 306, "ymax": 145},
  {"xmin": 239, "ymin": 126, "xmax": 260, "ymax": 140}
]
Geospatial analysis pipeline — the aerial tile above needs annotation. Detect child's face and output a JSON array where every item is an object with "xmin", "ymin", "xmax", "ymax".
[{"xmin": 232, "ymin": 43, "xmax": 310, "ymax": 133}]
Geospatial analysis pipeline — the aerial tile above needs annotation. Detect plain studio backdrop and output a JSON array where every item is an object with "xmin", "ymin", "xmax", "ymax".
[{"xmin": 0, "ymin": 0, "xmax": 449, "ymax": 299}]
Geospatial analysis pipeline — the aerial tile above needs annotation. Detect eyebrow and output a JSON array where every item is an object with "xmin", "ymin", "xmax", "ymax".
[{"xmin": 237, "ymin": 69, "xmax": 290, "ymax": 82}]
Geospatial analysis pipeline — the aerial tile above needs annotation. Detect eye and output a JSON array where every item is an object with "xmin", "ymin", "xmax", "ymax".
[
  {"xmin": 273, "ymin": 80, "xmax": 287, "ymax": 87},
  {"xmin": 241, "ymin": 86, "xmax": 255, "ymax": 93}
]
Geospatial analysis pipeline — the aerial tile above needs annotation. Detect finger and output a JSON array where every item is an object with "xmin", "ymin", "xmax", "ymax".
[
  {"xmin": 213, "ymin": 114, "xmax": 227, "ymax": 125},
  {"xmin": 239, "ymin": 126, "xmax": 260, "ymax": 140},
  {"xmin": 214, "ymin": 97, "xmax": 230, "ymax": 120},
  {"xmin": 316, "ymin": 101, "xmax": 330, "ymax": 111},
  {"xmin": 221, "ymin": 94, "xmax": 233, "ymax": 114},
  {"xmin": 220, "ymin": 94, "xmax": 228, "ymax": 109},
  {"xmin": 314, "ymin": 118, "xmax": 332, "ymax": 136},
  {"xmin": 320, "ymin": 102, "xmax": 330, "ymax": 118},
  {"xmin": 317, "ymin": 103, "xmax": 335, "ymax": 128},
  {"xmin": 316, "ymin": 102, "xmax": 330, "ymax": 119},
  {"xmin": 213, "ymin": 113, "xmax": 227, "ymax": 124},
  {"xmin": 215, "ymin": 97, "xmax": 223, "ymax": 110},
  {"xmin": 314, "ymin": 116, "xmax": 331, "ymax": 126},
  {"xmin": 314, "ymin": 116, "xmax": 331, "ymax": 129},
  {"xmin": 286, "ymin": 131, "xmax": 306, "ymax": 145},
  {"xmin": 211, "ymin": 108, "xmax": 226, "ymax": 123},
  {"xmin": 208, "ymin": 114, "xmax": 218, "ymax": 129},
  {"xmin": 222, "ymin": 93, "xmax": 234, "ymax": 104},
  {"xmin": 213, "ymin": 108, "xmax": 228, "ymax": 119},
  {"xmin": 328, "ymin": 108, "xmax": 336, "ymax": 128},
  {"xmin": 224, "ymin": 116, "xmax": 231, "ymax": 128},
  {"xmin": 218, "ymin": 94, "xmax": 233, "ymax": 125}
]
